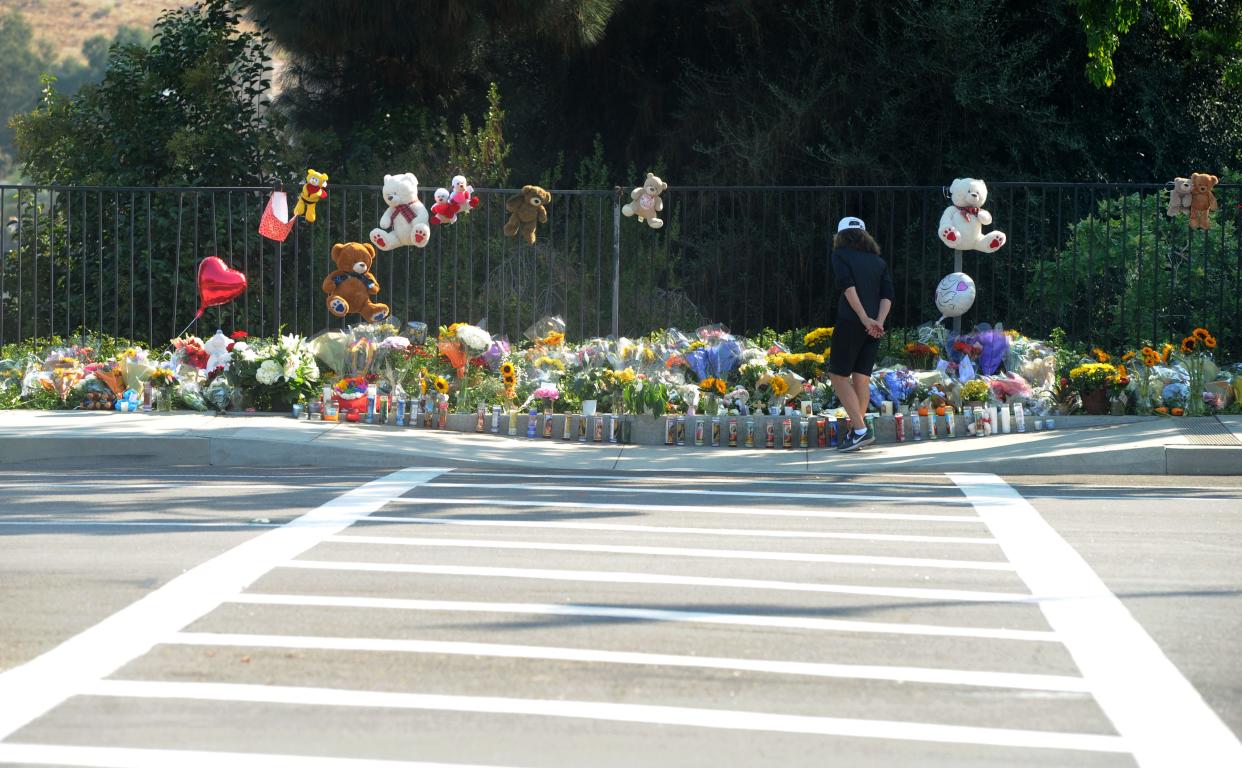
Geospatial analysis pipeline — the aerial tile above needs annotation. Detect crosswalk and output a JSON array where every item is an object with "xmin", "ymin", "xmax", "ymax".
[{"xmin": 0, "ymin": 469, "xmax": 1239, "ymax": 767}]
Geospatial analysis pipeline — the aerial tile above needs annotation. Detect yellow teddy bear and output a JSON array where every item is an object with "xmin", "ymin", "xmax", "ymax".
[{"xmin": 294, "ymin": 169, "xmax": 329, "ymax": 223}]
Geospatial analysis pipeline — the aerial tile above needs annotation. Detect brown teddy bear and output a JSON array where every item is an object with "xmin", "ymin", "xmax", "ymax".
[
  {"xmin": 1166, "ymin": 177, "xmax": 1192, "ymax": 217},
  {"xmin": 1188, "ymin": 172, "xmax": 1219, "ymax": 230},
  {"xmin": 622, "ymin": 172, "xmax": 669, "ymax": 229},
  {"xmin": 322, "ymin": 242, "xmax": 389, "ymax": 322},
  {"xmin": 503, "ymin": 184, "xmax": 551, "ymax": 244}
]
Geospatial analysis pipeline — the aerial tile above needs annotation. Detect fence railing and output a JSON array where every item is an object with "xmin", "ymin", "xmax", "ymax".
[{"xmin": 2, "ymin": 182, "xmax": 1239, "ymax": 357}]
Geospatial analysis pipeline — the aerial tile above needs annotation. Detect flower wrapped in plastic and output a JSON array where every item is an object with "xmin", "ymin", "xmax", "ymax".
[
  {"xmin": 723, "ymin": 385, "xmax": 751, "ymax": 415},
  {"xmin": 524, "ymin": 315, "xmax": 566, "ymax": 347},
  {"xmin": 881, "ymin": 369, "xmax": 918, "ymax": 405},
  {"xmin": 480, "ymin": 337, "xmax": 511, "ymax": 370},
  {"xmin": 987, "ymin": 372, "xmax": 1033, "ymax": 403}
]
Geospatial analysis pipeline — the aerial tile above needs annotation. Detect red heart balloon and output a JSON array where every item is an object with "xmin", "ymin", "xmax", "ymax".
[{"xmin": 197, "ymin": 256, "xmax": 247, "ymax": 314}]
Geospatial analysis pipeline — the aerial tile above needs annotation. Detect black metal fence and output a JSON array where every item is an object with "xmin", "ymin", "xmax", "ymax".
[{"xmin": 2, "ymin": 182, "xmax": 1239, "ymax": 357}]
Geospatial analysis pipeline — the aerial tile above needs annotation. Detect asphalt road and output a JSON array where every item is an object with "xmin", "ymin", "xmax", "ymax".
[{"xmin": 0, "ymin": 464, "xmax": 1240, "ymax": 767}]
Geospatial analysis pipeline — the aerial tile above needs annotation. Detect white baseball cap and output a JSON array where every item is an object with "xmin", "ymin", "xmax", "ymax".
[{"xmin": 837, "ymin": 216, "xmax": 866, "ymax": 232}]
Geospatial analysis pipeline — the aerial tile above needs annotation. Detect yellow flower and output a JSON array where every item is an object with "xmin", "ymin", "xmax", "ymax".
[
  {"xmin": 1204, "ymin": 334, "xmax": 1217, "ymax": 349},
  {"xmin": 433, "ymin": 376, "xmax": 450, "ymax": 394},
  {"xmin": 1180, "ymin": 336, "xmax": 1198, "ymax": 354},
  {"xmin": 688, "ymin": 340, "xmax": 706, "ymax": 351},
  {"xmin": 1092, "ymin": 347, "xmax": 1111, "ymax": 363},
  {"xmin": 1161, "ymin": 342, "xmax": 1174, "ymax": 362},
  {"xmin": 803, "ymin": 327, "xmax": 833, "ymax": 351},
  {"xmin": 542, "ymin": 331, "xmax": 565, "ymax": 347},
  {"xmin": 617, "ymin": 368, "xmax": 636, "ymax": 384},
  {"xmin": 769, "ymin": 376, "xmax": 789, "ymax": 397},
  {"xmin": 641, "ymin": 348, "xmax": 656, "ymax": 362},
  {"xmin": 1121, "ymin": 351, "xmax": 1135, "ymax": 362},
  {"xmin": 699, "ymin": 377, "xmax": 717, "ymax": 392},
  {"xmin": 1192, "ymin": 327, "xmax": 1211, "ymax": 341},
  {"xmin": 714, "ymin": 378, "xmax": 727, "ymax": 395},
  {"xmin": 767, "ymin": 353, "xmax": 786, "ymax": 368}
]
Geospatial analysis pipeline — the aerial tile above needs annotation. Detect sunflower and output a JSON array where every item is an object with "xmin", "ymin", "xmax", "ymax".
[
  {"xmin": 1161, "ymin": 343, "xmax": 1174, "ymax": 362},
  {"xmin": 1180, "ymin": 336, "xmax": 1198, "ymax": 354},
  {"xmin": 714, "ymin": 378, "xmax": 727, "ymax": 395},
  {"xmin": 699, "ymin": 377, "xmax": 718, "ymax": 392},
  {"xmin": 433, "ymin": 376, "xmax": 450, "ymax": 394},
  {"xmin": 1092, "ymin": 347, "xmax": 1111, "ymax": 363},
  {"xmin": 500, "ymin": 361, "xmax": 517, "ymax": 385},
  {"xmin": 803, "ymin": 327, "xmax": 834, "ymax": 351},
  {"xmin": 769, "ymin": 376, "xmax": 789, "ymax": 397},
  {"xmin": 1192, "ymin": 327, "xmax": 1211, "ymax": 341},
  {"xmin": 1121, "ymin": 351, "xmax": 1135, "ymax": 362},
  {"xmin": 1204, "ymin": 334, "xmax": 1217, "ymax": 349},
  {"xmin": 542, "ymin": 331, "xmax": 565, "ymax": 347},
  {"xmin": 1140, "ymin": 346, "xmax": 1159, "ymax": 367}
]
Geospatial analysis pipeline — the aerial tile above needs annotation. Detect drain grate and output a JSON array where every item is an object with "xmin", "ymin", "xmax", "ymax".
[{"xmin": 1177, "ymin": 417, "xmax": 1242, "ymax": 446}]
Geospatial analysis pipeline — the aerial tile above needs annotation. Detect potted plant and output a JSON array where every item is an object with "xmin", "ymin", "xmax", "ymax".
[
  {"xmin": 959, "ymin": 378, "xmax": 990, "ymax": 408},
  {"xmin": 1068, "ymin": 362, "xmax": 1118, "ymax": 414}
]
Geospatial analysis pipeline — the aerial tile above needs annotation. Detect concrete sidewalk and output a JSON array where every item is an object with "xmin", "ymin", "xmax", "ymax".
[{"xmin": 0, "ymin": 411, "xmax": 1238, "ymax": 476}]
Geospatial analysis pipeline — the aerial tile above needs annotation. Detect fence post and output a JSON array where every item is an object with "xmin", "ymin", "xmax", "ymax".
[
  {"xmin": 952, "ymin": 249, "xmax": 963, "ymax": 337},
  {"xmin": 612, "ymin": 187, "xmax": 622, "ymax": 338}
]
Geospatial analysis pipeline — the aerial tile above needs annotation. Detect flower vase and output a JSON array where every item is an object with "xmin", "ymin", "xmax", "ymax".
[
  {"xmin": 1135, "ymin": 371, "xmax": 1153, "ymax": 416},
  {"xmin": 1081, "ymin": 388, "xmax": 1109, "ymax": 415},
  {"xmin": 581, "ymin": 399, "xmax": 597, "ymax": 417},
  {"xmin": 156, "ymin": 391, "xmax": 173, "ymax": 412},
  {"xmin": 1186, "ymin": 360, "xmax": 1207, "ymax": 416}
]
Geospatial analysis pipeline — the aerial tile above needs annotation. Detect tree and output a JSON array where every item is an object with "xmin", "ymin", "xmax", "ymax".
[
  {"xmin": 0, "ymin": 11, "xmax": 54, "ymax": 177},
  {"xmin": 1069, "ymin": 0, "xmax": 1191, "ymax": 87},
  {"xmin": 12, "ymin": 0, "xmax": 288, "ymax": 186}
]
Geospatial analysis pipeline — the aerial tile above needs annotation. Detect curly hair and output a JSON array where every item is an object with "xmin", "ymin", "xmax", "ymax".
[{"xmin": 832, "ymin": 228, "xmax": 881, "ymax": 254}]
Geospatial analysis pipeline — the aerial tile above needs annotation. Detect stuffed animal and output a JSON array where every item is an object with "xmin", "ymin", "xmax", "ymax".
[
  {"xmin": 1188, "ymin": 172, "xmax": 1219, "ymax": 230},
  {"xmin": 937, "ymin": 178, "xmax": 1006, "ymax": 252},
  {"xmin": 369, "ymin": 173, "xmax": 431, "ymax": 251},
  {"xmin": 203, "ymin": 330, "xmax": 233, "ymax": 373},
  {"xmin": 1166, "ymin": 177, "xmax": 1192, "ymax": 217},
  {"xmin": 450, "ymin": 175, "xmax": 480, "ymax": 215},
  {"xmin": 622, "ymin": 173, "xmax": 668, "ymax": 229},
  {"xmin": 322, "ymin": 242, "xmax": 389, "ymax": 322},
  {"xmin": 504, "ymin": 184, "xmax": 551, "ymax": 244},
  {"xmin": 430, "ymin": 188, "xmax": 458, "ymax": 225},
  {"xmin": 293, "ymin": 169, "xmax": 328, "ymax": 223}
]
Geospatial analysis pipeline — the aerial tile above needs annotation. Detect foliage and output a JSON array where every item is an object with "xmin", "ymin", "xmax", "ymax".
[
  {"xmin": 960, "ymin": 379, "xmax": 992, "ymax": 402},
  {"xmin": 1029, "ymin": 188, "xmax": 1240, "ymax": 355},
  {"xmin": 1069, "ymin": 0, "xmax": 1191, "ymax": 87},
  {"xmin": 12, "ymin": 0, "xmax": 289, "ymax": 185}
]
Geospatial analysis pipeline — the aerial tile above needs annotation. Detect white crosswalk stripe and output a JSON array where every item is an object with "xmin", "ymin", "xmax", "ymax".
[{"xmin": 3, "ymin": 468, "xmax": 1239, "ymax": 767}]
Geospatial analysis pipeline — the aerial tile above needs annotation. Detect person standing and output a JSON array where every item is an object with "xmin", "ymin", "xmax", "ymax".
[{"xmin": 828, "ymin": 216, "xmax": 894, "ymax": 452}]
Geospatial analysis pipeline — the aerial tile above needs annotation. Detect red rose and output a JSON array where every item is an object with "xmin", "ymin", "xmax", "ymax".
[{"xmin": 230, "ymin": 331, "xmax": 249, "ymax": 341}]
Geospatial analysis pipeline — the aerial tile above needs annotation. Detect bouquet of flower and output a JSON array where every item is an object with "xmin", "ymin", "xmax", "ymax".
[
  {"xmin": 903, "ymin": 342, "xmax": 939, "ymax": 370},
  {"xmin": 959, "ymin": 378, "xmax": 992, "ymax": 404},
  {"xmin": 1176, "ymin": 327, "xmax": 1217, "ymax": 416},
  {"xmin": 231, "ymin": 333, "xmax": 320, "ymax": 408},
  {"xmin": 803, "ymin": 326, "xmax": 833, "ymax": 354},
  {"xmin": 525, "ymin": 315, "xmax": 566, "ymax": 348},
  {"xmin": 880, "ymin": 369, "xmax": 918, "ymax": 405}
]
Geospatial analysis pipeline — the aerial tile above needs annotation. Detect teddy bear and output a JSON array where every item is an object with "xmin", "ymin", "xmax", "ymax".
[
  {"xmin": 622, "ymin": 173, "xmax": 668, "ymax": 229},
  {"xmin": 504, "ymin": 184, "xmax": 551, "ymax": 244},
  {"xmin": 937, "ymin": 178, "xmax": 1006, "ymax": 252},
  {"xmin": 369, "ymin": 173, "xmax": 431, "ymax": 251},
  {"xmin": 1187, "ymin": 172, "xmax": 1219, "ymax": 230},
  {"xmin": 203, "ymin": 329, "xmax": 233, "ymax": 373},
  {"xmin": 322, "ymin": 242, "xmax": 389, "ymax": 322},
  {"xmin": 430, "ymin": 188, "xmax": 458, "ymax": 225},
  {"xmin": 1166, "ymin": 177, "xmax": 1193, "ymax": 217},
  {"xmin": 450, "ymin": 175, "xmax": 480, "ymax": 215},
  {"xmin": 293, "ymin": 169, "xmax": 328, "ymax": 223}
]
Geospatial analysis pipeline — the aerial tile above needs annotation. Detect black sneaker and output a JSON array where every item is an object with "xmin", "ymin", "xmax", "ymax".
[{"xmin": 838, "ymin": 429, "xmax": 875, "ymax": 452}]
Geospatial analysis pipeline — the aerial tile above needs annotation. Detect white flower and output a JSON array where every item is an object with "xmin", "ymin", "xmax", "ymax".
[
  {"xmin": 256, "ymin": 360, "xmax": 282, "ymax": 385},
  {"xmin": 378, "ymin": 336, "xmax": 410, "ymax": 351},
  {"xmin": 279, "ymin": 334, "xmax": 303, "ymax": 355},
  {"xmin": 740, "ymin": 348, "xmax": 767, "ymax": 366},
  {"xmin": 282, "ymin": 355, "xmax": 299, "ymax": 381},
  {"xmin": 455, "ymin": 324, "xmax": 492, "ymax": 353}
]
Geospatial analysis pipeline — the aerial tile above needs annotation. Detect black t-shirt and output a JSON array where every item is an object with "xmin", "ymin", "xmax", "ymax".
[{"xmin": 831, "ymin": 247, "xmax": 895, "ymax": 325}]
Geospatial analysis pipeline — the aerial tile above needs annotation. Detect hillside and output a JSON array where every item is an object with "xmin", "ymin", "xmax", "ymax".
[{"xmin": 13, "ymin": 0, "xmax": 188, "ymax": 63}]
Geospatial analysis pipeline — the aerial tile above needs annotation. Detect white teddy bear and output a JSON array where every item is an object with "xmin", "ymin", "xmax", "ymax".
[
  {"xmin": 203, "ymin": 329, "xmax": 233, "ymax": 373},
  {"xmin": 937, "ymin": 178, "xmax": 1006, "ymax": 253},
  {"xmin": 369, "ymin": 173, "xmax": 431, "ymax": 251}
]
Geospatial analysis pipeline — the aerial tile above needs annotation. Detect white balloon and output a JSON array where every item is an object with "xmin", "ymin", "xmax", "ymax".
[{"xmin": 935, "ymin": 272, "xmax": 976, "ymax": 319}]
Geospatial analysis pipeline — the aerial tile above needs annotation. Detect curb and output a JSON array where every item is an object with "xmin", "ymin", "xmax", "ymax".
[{"xmin": 4, "ymin": 431, "xmax": 1238, "ymax": 476}]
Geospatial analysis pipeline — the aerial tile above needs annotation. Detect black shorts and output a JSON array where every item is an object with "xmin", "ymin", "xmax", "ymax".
[{"xmin": 829, "ymin": 323, "xmax": 879, "ymax": 377}]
